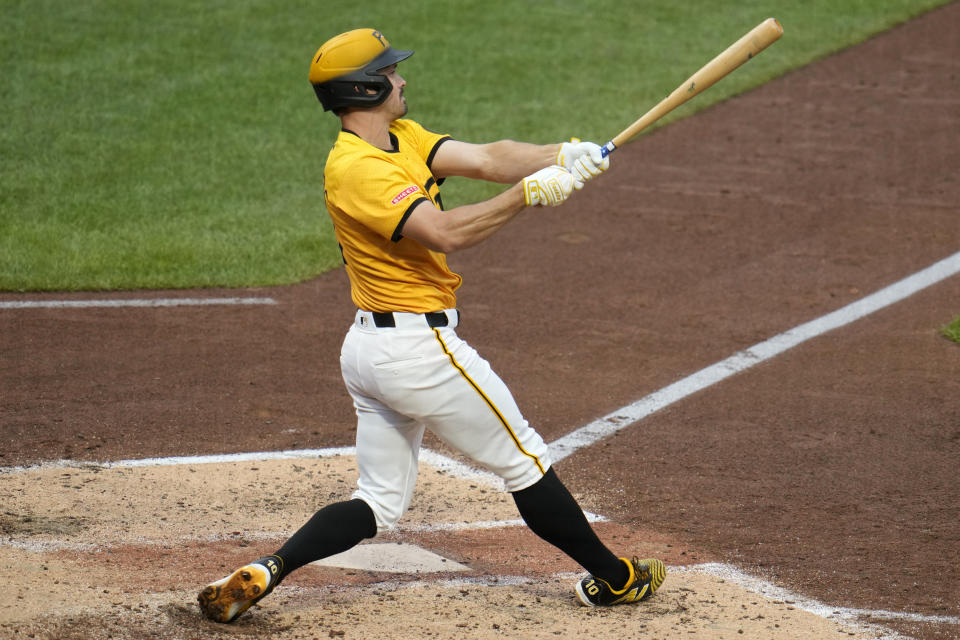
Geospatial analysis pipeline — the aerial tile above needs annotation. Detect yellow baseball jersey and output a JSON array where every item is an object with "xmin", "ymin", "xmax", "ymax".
[{"xmin": 323, "ymin": 119, "xmax": 461, "ymax": 313}]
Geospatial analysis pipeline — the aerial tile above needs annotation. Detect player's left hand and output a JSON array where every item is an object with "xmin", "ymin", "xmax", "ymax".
[
  {"xmin": 522, "ymin": 165, "xmax": 579, "ymax": 207},
  {"xmin": 556, "ymin": 138, "xmax": 610, "ymax": 184}
]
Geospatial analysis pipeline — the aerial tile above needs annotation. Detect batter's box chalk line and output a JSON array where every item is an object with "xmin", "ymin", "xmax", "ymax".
[{"xmin": 683, "ymin": 563, "xmax": 960, "ymax": 637}]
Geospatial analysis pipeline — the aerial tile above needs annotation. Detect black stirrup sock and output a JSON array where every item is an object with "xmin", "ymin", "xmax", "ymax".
[
  {"xmin": 272, "ymin": 498, "xmax": 377, "ymax": 581},
  {"xmin": 512, "ymin": 468, "xmax": 630, "ymax": 588}
]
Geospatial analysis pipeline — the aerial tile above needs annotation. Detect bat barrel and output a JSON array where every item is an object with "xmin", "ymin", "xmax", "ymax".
[{"xmin": 604, "ymin": 17, "xmax": 783, "ymax": 151}]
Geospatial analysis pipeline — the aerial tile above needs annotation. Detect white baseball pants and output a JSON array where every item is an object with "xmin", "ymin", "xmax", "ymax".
[{"xmin": 340, "ymin": 309, "xmax": 551, "ymax": 532}]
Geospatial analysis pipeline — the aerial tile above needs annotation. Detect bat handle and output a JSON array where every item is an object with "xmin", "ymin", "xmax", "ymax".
[{"xmin": 601, "ymin": 141, "xmax": 617, "ymax": 158}]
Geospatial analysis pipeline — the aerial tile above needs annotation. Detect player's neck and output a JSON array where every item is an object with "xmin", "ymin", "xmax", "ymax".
[{"xmin": 340, "ymin": 110, "xmax": 395, "ymax": 151}]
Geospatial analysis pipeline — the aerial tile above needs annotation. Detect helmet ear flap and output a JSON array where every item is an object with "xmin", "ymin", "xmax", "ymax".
[{"xmin": 312, "ymin": 74, "xmax": 393, "ymax": 112}]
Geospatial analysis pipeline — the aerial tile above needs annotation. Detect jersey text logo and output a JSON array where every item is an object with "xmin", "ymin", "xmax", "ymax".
[{"xmin": 391, "ymin": 185, "xmax": 420, "ymax": 205}]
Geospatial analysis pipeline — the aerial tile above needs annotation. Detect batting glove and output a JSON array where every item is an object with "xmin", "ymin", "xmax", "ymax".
[
  {"xmin": 557, "ymin": 138, "xmax": 610, "ymax": 184},
  {"xmin": 522, "ymin": 165, "xmax": 579, "ymax": 207}
]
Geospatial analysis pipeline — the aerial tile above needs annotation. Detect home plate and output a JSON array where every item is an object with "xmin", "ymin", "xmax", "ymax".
[{"xmin": 313, "ymin": 543, "xmax": 471, "ymax": 573}]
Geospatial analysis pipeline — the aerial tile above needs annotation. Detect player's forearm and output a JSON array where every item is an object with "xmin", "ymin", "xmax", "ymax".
[
  {"xmin": 406, "ymin": 184, "xmax": 527, "ymax": 253},
  {"xmin": 436, "ymin": 183, "xmax": 529, "ymax": 252}
]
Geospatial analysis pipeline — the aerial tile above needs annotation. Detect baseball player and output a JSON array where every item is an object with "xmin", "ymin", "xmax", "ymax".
[{"xmin": 198, "ymin": 28, "xmax": 665, "ymax": 624}]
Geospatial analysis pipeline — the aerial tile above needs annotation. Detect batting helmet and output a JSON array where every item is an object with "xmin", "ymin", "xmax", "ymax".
[{"xmin": 308, "ymin": 29, "xmax": 413, "ymax": 112}]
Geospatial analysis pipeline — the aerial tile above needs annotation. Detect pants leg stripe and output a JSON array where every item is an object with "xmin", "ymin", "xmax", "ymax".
[{"xmin": 432, "ymin": 328, "xmax": 546, "ymax": 475}]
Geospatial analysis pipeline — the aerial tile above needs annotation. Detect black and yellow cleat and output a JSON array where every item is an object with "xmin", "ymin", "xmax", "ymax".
[
  {"xmin": 575, "ymin": 557, "xmax": 666, "ymax": 606},
  {"xmin": 197, "ymin": 555, "xmax": 283, "ymax": 623}
]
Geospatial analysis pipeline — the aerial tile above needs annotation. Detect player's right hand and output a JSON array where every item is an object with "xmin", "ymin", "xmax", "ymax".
[
  {"xmin": 522, "ymin": 165, "xmax": 579, "ymax": 207},
  {"xmin": 557, "ymin": 138, "xmax": 610, "ymax": 184}
]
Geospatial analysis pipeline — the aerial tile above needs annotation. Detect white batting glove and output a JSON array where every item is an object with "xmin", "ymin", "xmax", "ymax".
[
  {"xmin": 556, "ymin": 137, "xmax": 610, "ymax": 184},
  {"xmin": 522, "ymin": 165, "xmax": 579, "ymax": 207}
]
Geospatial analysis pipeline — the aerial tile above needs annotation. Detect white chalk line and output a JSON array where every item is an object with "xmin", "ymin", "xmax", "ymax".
[
  {"xmin": 685, "ymin": 563, "xmax": 960, "ymax": 632},
  {"xmin": 549, "ymin": 249, "xmax": 960, "ymax": 463},
  {"xmin": 3, "ymin": 251, "xmax": 959, "ymax": 632},
  {"xmin": 0, "ymin": 446, "xmax": 355, "ymax": 475},
  {"xmin": 0, "ymin": 297, "xmax": 277, "ymax": 309},
  {"xmin": 0, "ymin": 446, "xmax": 495, "ymax": 482}
]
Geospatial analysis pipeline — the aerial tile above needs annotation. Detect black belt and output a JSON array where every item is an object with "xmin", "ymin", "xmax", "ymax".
[{"xmin": 371, "ymin": 311, "xmax": 453, "ymax": 328}]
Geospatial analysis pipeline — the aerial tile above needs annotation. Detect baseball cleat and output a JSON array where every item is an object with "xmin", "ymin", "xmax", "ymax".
[
  {"xmin": 197, "ymin": 556, "xmax": 282, "ymax": 623},
  {"xmin": 575, "ymin": 557, "xmax": 666, "ymax": 606}
]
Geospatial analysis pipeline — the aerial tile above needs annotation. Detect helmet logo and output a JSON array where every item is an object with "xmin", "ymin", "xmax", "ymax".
[{"xmin": 371, "ymin": 30, "xmax": 386, "ymax": 47}]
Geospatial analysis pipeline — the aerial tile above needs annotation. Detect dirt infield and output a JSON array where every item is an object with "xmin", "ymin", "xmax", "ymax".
[
  {"xmin": 2, "ymin": 4, "xmax": 960, "ymax": 639},
  {"xmin": 3, "ymin": 454, "xmax": 879, "ymax": 639}
]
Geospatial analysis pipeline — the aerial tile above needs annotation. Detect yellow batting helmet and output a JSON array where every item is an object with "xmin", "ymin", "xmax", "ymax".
[{"xmin": 308, "ymin": 29, "xmax": 413, "ymax": 112}]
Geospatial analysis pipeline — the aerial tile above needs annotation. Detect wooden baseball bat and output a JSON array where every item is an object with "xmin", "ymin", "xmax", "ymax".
[{"xmin": 601, "ymin": 17, "xmax": 783, "ymax": 157}]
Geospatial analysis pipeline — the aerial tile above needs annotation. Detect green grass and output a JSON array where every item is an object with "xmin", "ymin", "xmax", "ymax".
[
  {"xmin": 1, "ymin": 0, "xmax": 951, "ymax": 291},
  {"xmin": 943, "ymin": 316, "xmax": 960, "ymax": 345}
]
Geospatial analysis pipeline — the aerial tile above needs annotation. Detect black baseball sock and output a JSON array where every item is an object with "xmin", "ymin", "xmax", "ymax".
[
  {"xmin": 271, "ymin": 498, "xmax": 378, "ymax": 583},
  {"xmin": 512, "ymin": 467, "xmax": 630, "ymax": 589}
]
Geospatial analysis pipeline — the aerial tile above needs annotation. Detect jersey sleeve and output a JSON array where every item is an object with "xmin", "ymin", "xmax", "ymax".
[
  {"xmin": 330, "ymin": 155, "xmax": 429, "ymax": 242},
  {"xmin": 395, "ymin": 120, "xmax": 452, "ymax": 174}
]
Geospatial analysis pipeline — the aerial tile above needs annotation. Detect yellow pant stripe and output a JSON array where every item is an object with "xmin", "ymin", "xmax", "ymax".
[{"xmin": 432, "ymin": 329, "xmax": 545, "ymax": 475}]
